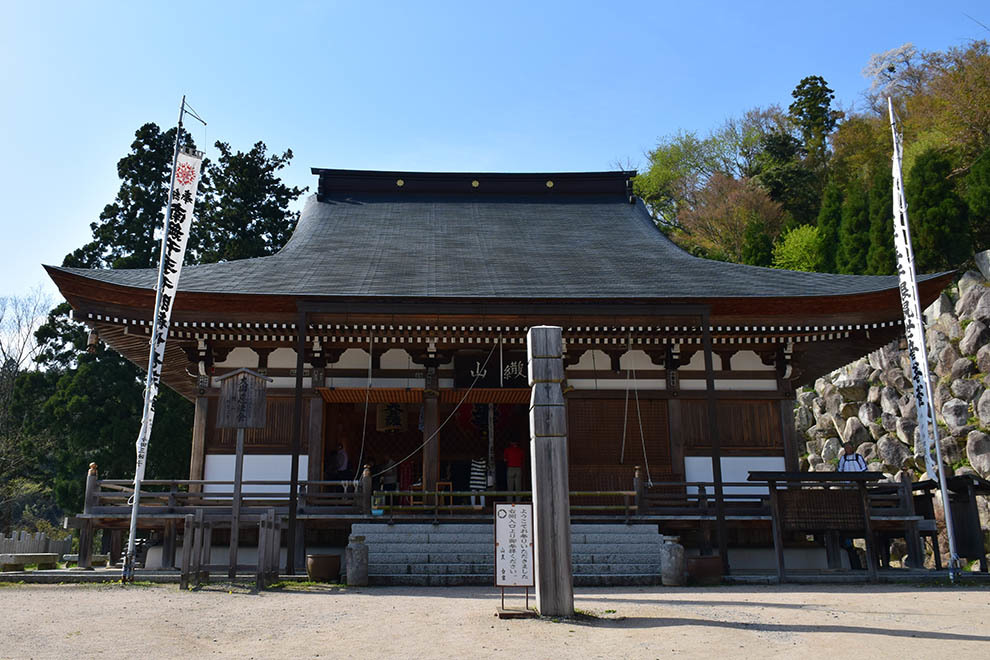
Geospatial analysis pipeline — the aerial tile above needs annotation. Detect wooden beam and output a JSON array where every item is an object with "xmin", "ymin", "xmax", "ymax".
[
  {"xmin": 188, "ymin": 397, "xmax": 208, "ymax": 491},
  {"xmin": 702, "ymin": 314, "xmax": 729, "ymax": 576}
]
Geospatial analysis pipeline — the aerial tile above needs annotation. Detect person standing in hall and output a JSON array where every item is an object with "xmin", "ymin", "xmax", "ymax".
[
  {"xmin": 503, "ymin": 440, "xmax": 525, "ymax": 502},
  {"xmin": 836, "ymin": 441, "xmax": 866, "ymax": 569}
]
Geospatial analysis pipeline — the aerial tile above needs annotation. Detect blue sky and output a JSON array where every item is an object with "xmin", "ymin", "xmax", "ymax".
[{"xmin": 1, "ymin": 0, "xmax": 987, "ymax": 298}]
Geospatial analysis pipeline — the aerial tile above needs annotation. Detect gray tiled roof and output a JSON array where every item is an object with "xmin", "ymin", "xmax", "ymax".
[{"xmin": 49, "ymin": 192, "xmax": 927, "ymax": 299}]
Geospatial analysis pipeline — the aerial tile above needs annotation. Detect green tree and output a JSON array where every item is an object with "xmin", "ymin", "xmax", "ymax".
[
  {"xmin": 905, "ymin": 148, "xmax": 971, "ymax": 271},
  {"xmin": 190, "ymin": 141, "xmax": 307, "ymax": 264},
  {"xmin": 750, "ymin": 131, "xmax": 820, "ymax": 227},
  {"xmin": 966, "ymin": 148, "xmax": 990, "ymax": 253},
  {"xmin": 836, "ymin": 181, "xmax": 870, "ymax": 274},
  {"xmin": 773, "ymin": 225, "xmax": 823, "ymax": 272},
  {"xmin": 816, "ymin": 181, "xmax": 843, "ymax": 272},
  {"xmin": 741, "ymin": 220, "xmax": 774, "ymax": 267},
  {"xmin": 866, "ymin": 168, "xmax": 896, "ymax": 275},
  {"xmin": 788, "ymin": 76, "xmax": 844, "ymax": 172}
]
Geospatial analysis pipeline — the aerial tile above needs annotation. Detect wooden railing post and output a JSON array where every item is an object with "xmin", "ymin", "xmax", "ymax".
[
  {"xmin": 180, "ymin": 514, "xmax": 194, "ymax": 589},
  {"xmin": 360, "ymin": 465, "xmax": 373, "ymax": 515},
  {"xmin": 634, "ymin": 465, "xmax": 645, "ymax": 514},
  {"xmin": 83, "ymin": 462, "xmax": 99, "ymax": 514},
  {"xmin": 899, "ymin": 472, "xmax": 923, "ymax": 569}
]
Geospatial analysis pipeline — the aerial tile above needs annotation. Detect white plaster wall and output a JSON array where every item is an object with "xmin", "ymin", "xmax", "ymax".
[
  {"xmin": 567, "ymin": 378, "xmax": 666, "ymax": 390},
  {"xmin": 268, "ymin": 347, "xmax": 299, "ymax": 369},
  {"xmin": 684, "ymin": 455, "xmax": 785, "ymax": 495},
  {"xmin": 203, "ymin": 454, "xmax": 308, "ymax": 493},
  {"xmin": 680, "ymin": 351, "xmax": 724, "ymax": 371},
  {"xmin": 214, "ymin": 347, "xmax": 258, "ymax": 368},
  {"xmin": 731, "ymin": 350, "xmax": 776, "ymax": 371}
]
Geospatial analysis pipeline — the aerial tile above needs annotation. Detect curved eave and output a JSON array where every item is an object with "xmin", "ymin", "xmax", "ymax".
[{"xmin": 44, "ymin": 264, "xmax": 954, "ymax": 327}]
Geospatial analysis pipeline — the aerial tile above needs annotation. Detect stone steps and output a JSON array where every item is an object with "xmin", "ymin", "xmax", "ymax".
[{"xmin": 353, "ymin": 522, "xmax": 663, "ymax": 586}]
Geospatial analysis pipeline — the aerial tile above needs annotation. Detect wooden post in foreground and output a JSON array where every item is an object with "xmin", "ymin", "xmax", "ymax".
[{"xmin": 527, "ymin": 326, "xmax": 574, "ymax": 617}]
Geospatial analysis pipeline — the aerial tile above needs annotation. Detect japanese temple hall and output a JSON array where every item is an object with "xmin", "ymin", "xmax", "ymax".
[{"xmin": 45, "ymin": 169, "xmax": 952, "ymax": 573}]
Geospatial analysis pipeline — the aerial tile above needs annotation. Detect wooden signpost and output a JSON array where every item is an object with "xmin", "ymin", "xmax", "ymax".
[
  {"xmin": 216, "ymin": 368, "xmax": 271, "ymax": 578},
  {"xmin": 494, "ymin": 503, "xmax": 535, "ymax": 618}
]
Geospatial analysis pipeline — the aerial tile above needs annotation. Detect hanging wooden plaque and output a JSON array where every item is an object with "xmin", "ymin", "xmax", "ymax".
[{"xmin": 216, "ymin": 368, "xmax": 271, "ymax": 429}]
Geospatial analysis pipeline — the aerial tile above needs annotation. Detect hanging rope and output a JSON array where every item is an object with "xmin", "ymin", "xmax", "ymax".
[
  {"xmin": 369, "ymin": 341, "xmax": 499, "ymax": 480},
  {"xmin": 620, "ymin": 334, "xmax": 631, "ymax": 464},
  {"xmin": 591, "ymin": 347, "xmax": 599, "ymax": 390},
  {"xmin": 631, "ymin": 358, "xmax": 652, "ymax": 487},
  {"xmin": 353, "ymin": 331, "xmax": 372, "ymax": 481}
]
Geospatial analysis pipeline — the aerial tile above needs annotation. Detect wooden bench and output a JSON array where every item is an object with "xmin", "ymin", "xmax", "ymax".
[
  {"xmin": 63, "ymin": 553, "xmax": 109, "ymax": 567},
  {"xmin": 0, "ymin": 553, "xmax": 59, "ymax": 571}
]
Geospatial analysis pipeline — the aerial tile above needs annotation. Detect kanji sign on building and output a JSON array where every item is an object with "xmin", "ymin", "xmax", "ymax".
[{"xmin": 494, "ymin": 503, "xmax": 534, "ymax": 587}]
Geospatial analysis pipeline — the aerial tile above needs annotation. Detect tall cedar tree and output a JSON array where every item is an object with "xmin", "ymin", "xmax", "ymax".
[
  {"xmin": 741, "ymin": 221, "xmax": 774, "ymax": 267},
  {"xmin": 190, "ymin": 141, "xmax": 307, "ymax": 263},
  {"xmin": 836, "ymin": 182, "xmax": 870, "ymax": 274},
  {"xmin": 905, "ymin": 148, "xmax": 971, "ymax": 271},
  {"xmin": 816, "ymin": 181, "xmax": 843, "ymax": 272},
  {"xmin": 866, "ymin": 168, "xmax": 896, "ymax": 275},
  {"xmin": 788, "ymin": 76, "xmax": 843, "ymax": 174}
]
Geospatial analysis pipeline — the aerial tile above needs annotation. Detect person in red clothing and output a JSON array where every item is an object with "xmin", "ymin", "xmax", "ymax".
[{"xmin": 503, "ymin": 440, "xmax": 525, "ymax": 501}]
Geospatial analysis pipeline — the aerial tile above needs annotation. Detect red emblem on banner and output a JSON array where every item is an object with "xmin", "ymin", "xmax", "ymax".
[{"xmin": 175, "ymin": 162, "xmax": 197, "ymax": 186}]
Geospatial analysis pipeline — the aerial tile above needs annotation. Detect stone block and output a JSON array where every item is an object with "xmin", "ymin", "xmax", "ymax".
[
  {"xmin": 956, "ymin": 271, "xmax": 984, "ymax": 310},
  {"xmin": 975, "ymin": 250, "xmax": 990, "ymax": 281},
  {"xmin": 942, "ymin": 398, "xmax": 971, "ymax": 433},
  {"xmin": 966, "ymin": 430, "xmax": 990, "ymax": 478},
  {"xmin": 978, "ymin": 389, "xmax": 990, "ymax": 428},
  {"xmin": 950, "ymin": 378, "xmax": 984, "ymax": 402},
  {"xmin": 959, "ymin": 320, "xmax": 990, "ymax": 357}
]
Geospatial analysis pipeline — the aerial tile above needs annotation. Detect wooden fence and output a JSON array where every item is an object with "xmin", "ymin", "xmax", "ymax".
[{"xmin": 0, "ymin": 531, "xmax": 72, "ymax": 558}]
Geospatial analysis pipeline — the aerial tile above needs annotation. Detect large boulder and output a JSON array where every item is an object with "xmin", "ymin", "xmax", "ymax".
[
  {"xmin": 794, "ymin": 405, "xmax": 815, "ymax": 433},
  {"xmin": 835, "ymin": 379, "xmax": 869, "ymax": 402},
  {"xmin": 941, "ymin": 398, "xmax": 971, "ymax": 433},
  {"xmin": 934, "ymin": 313, "xmax": 963, "ymax": 340},
  {"xmin": 877, "ymin": 435, "xmax": 913, "ymax": 471},
  {"xmin": 856, "ymin": 441, "xmax": 878, "ymax": 462},
  {"xmin": 977, "ymin": 344, "xmax": 990, "ymax": 374},
  {"xmin": 978, "ymin": 389, "xmax": 990, "ymax": 428},
  {"xmin": 956, "ymin": 271, "xmax": 984, "ymax": 311},
  {"xmin": 951, "ymin": 378, "xmax": 984, "ymax": 402},
  {"xmin": 959, "ymin": 320, "xmax": 990, "ymax": 356},
  {"xmin": 839, "ymin": 402, "xmax": 860, "ymax": 419},
  {"xmin": 966, "ymin": 430, "xmax": 990, "ymax": 478},
  {"xmin": 815, "ymin": 462, "xmax": 837, "ymax": 472},
  {"xmin": 824, "ymin": 392, "xmax": 843, "ymax": 416},
  {"xmin": 880, "ymin": 412, "xmax": 899, "ymax": 432},
  {"xmin": 880, "ymin": 387, "xmax": 901, "ymax": 416},
  {"xmin": 935, "ymin": 344, "xmax": 962, "ymax": 378},
  {"xmin": 933, "ymin": 381, "xmax": 953, "ymax": 415},
  {"xmin": 975, "ymin": 249, "xmax": 990, "ymax": 281},
  {"xmin": 843, "ymin": 417, "xmax": 870, "ymax": 446},
  {"xmin": 927, "ymin": 329, "xmax": 951, "ymax": 359},
  {"xmin": 867, "ymin": 385, "xmax": 881, "ymax": 405},
  {"xmin": 940, "ymin": 436, "xmax": 964, "ymax": 466},
  {"xmin": 895, "ymin": 418, "xmax": 918, "ymax": 447},
  {"xmin": 898, "ymin": 395, "xmax": 917, "ymax": 421},
  {"xmin": 821, "ymin": 437, "xmax": 842, "ymax": 463},
  {"xmin": 925, "ymin": 292, "xmax": 954, "ymax": 325},
  {"xmin": 867, "ymin": 421, "xmax": 885, "ymax": 441},
  {"xmin": 973, "ymin": 291, "xmax": 990, "ymax": 325},
  {"xmin": 858, "ymin": 402, "xmax": 881, "ymax": 425},
  {"xmin": 797, "ymin": 390, "xmax": 816, "ymax": 409},
  {"xmin": 806, "ymin": 439, "xmax": 823, "ymax": 455},
  {"xmin": 950, "ymin": 357, "xmax": 977, "ymax": 381}
]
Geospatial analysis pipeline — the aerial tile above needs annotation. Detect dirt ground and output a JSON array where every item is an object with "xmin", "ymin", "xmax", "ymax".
[{"xmin": 1, "ymin": 582, "xmax": 988, "ymax": 659}]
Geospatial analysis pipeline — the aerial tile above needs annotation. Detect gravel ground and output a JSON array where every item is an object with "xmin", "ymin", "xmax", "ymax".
[{"xmin": 1, "ymin": 582, "xmax": 989, "ymax": 659}]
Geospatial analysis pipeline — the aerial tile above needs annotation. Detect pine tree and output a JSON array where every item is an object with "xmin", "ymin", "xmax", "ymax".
[
  {"xmin": 836, "ymin": 181, "xmax": 870, "ymax": 274},
  {"xmin": 816, "ymin": 181, "xmax": 843, "ymax": 272},
  {"xmin": 741, "ymin": 220, "xmax": 774, "ymax": 267},
  {"xmin": 905, "ymin": 148, "xmax": 971, "ymax": 271},
  {"xmin": 866, "ymin": 168, "xmax": 896, "ymax": 275}
]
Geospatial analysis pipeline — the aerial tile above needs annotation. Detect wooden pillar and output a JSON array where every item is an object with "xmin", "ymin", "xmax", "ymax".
[
  {"xmin": 307, "ymin": 397, "xmax": 323, "ymax": 482},
  {"xmin": 189, "ymin": 397, "xmax": 209, "ymax": 493},
  {"xmin": 228, "ymin": 428, "xmax": 245, "ymax": 578},
  {"xmin": 109, "ymin": 529, "xmax": 122, "ymax": 566},
  {"xmin": 527, "ymin": 326, "xmax": 574, "ymax": 618},
  {"xmin": 287, "ymin": 309, "xmax": 306, "ymax": 575},
  {"xmin": 701, "ymin": 313, "xmax": 729, "ymax": 575},
  {"xmin": 162, "ymin": 519, "xmax": 177, "ymax": 570},
  {"xmin": 422, "ymin": 359, "xmax": 440, "ymax": 503}
]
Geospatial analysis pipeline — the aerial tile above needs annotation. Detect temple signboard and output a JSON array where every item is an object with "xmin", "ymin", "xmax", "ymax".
[
  {"xmin": 454, "ymin": 351, "xmax": 528, "ymax": 388},
  {"xmin": 494, "ymin": 503, "xmax": 534, "ymax": 587}
]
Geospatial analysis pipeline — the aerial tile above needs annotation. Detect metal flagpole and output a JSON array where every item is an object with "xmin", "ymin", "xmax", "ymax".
[{"xmin": 887, "ymin": 97, "xmax": 960, "ymax": 580}]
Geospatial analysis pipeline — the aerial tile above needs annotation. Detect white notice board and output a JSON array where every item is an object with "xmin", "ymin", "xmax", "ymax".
[{"xmin": 494, "ymin": 503, "xmax": 534, "ymax": 587}]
